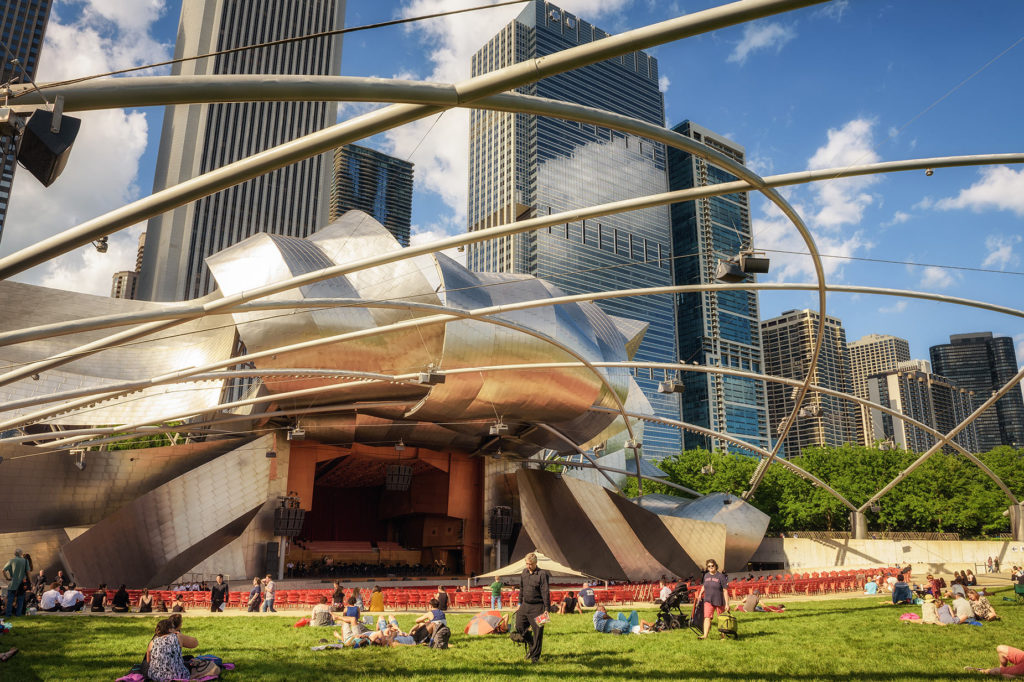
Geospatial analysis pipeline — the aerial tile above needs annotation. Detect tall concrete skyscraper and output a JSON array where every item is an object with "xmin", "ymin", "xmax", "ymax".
[
  {"xmin": 930, "ymin": 332, "xmax": 1024, "ymax": 451},
  {"xmin": 760, "ymin": 309, "xmax": 858, "ymax": 456},
  {"xmin": 0, "ymin": 0, "xmax": 53, "ymax": 244},
  {"xmin": 466, "ymin": 1, "xmax": 681, "ymax": 459},
  {"xmin": 137, "ymin": 0, "xmax": 345, "ymax": 301},
  {"xmin": 667, "ymin": 121, "xmax": 769, "ymax": 455},
  {"xmin": 329, "ymin": 144, "xmax": 413, "ymax": 246},
  {"xmin": 866, "ymin": 368, "xmax": 979, "ymax": 454},
  {"xmin": 848, "ymin": 334, "xmax": 911, "ymax": 445}
]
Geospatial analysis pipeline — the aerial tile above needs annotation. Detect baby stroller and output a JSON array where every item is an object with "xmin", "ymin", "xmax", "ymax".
[{"xmin": 654, "ymin": 584, "xmax": 691, "ymax": 631}]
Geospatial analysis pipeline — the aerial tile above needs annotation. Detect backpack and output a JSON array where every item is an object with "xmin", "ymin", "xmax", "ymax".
[
  {"xmin": 431, "ymin": 624, "xmax": 451, "ymax": 650},
  {"xmin": 717, "ymin": 612, "xmax": 738, "ymax": 639}
]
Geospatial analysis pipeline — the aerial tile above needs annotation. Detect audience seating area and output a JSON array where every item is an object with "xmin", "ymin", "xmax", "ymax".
[{"xmin": 724, "ymin": 567, "xmax": 902, "ymax": 599}]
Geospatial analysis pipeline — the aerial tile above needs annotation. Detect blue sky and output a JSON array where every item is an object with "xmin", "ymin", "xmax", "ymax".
[{"xmin": 3, "ymin": 0, "xmax": 1023, "ymax": 371}]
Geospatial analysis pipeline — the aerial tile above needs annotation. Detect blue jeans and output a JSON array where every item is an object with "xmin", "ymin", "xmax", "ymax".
[
  {"xmin": 617, "ymin": 611, "xmax": 639, "ymax": 629},
  {"xmin": 4, "ymin": 589, "xmax": 25, "ymax": 617},
  {"xmin": 491, "ymin": 595, "xmax": 502, "ymax": 610},
  {"xmin": 261, "ymin": 596, "xmax": 275, "ymax": 612}
]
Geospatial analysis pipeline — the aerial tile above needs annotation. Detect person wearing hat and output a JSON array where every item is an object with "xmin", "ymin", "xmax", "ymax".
[{"xmin": 920, "ymin": 593, "xmax": 940, "ymax": 625}]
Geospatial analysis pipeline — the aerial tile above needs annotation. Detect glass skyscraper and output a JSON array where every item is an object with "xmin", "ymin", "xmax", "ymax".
[
  {"xmin": 467, "ymin": 1, "xmax": 681, "ymax": 459},
  {"xmin": 329, "ymin": 144, "xmax": 414, "ymax": 247},
  {"xmin": 0, "ymin": 0, "xmax": 53, "ymax": 245},
  {"xmin": 930, "ymin": 332, "xmax": 1024, "ymax": 452},
  {"xmin": 667, "ymin": 121, "xmax": 770, "ymax": 455}
]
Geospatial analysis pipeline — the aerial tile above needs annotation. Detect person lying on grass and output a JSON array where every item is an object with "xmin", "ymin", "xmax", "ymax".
[
  {"xmin": 592, "ymin": 604, "xmax": 631, "ymax": 634},
  {"xmin": 964, "ymin": 644, "xmax": 1024, "ymax": 677}
]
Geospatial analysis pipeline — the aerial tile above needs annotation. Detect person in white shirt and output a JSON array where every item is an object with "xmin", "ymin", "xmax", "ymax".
[
  {"xmin": 39, "ymin": 582, "xmax": 62, "ymax": 612},
  {"xmin": 60, "ymin": 583, "xmax": 86, "ymax": 612},
  {"xmin": 657, "ymin": 581, "xmax": 671, "ymax": 603},
  {"xmin": 951, "ymin": 593, "xmax": 975, "ymax": 623}
]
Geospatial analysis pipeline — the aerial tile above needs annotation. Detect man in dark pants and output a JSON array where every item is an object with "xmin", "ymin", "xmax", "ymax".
[
  {"xmin": 210, "ymin": 574, "xmax": 229, "ymax": 612},
  {"xmin": 516, "ymin": 552, "xmax": 550, "ymax": 664}
]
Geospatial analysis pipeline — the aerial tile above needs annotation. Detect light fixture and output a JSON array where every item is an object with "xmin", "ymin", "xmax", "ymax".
[
  {"xmin": 925, "ymin": 168, "xmax": 933, "ymax": 176},
  {"xmin": 870, "ymin": 504, "xmax": 881, "ymax": 513},
  {"xmin": 716, "ymin": 250, "xmax": 770, "ymax": 283},
  {"xmin": 395, "ymin": 439, "xmax": 406, "ymax": 453},
  {"xmin": 286, "ymin": 426, "xmax": 305, "ymax": 441},
  {"xmin": 658, "ymin": 379, "xmax": 685, "ymax": 393},
  {"xmin": 417, "ymin": 367, "xmax": 445, "ymax": 385},
  {"xmin": 625, "ymin": 439, "xmax": 641, "ymax": 450},
  {"xmin": 31, "ymin": 374, "xmax": 40, "ymax": 381},
  {"xmin": 489, "ymin": 420, "xmax": 509, "ymax": 436},
  {"xmin": 0, "ymin": 107, "xmax": 26, "ymax": 138},
  {"xmin": 69, "ymin": 448, "xmax": 86, "ymax": 471},
  {"xmin": 491, "ymin": 448, "xmax": 502, "ymax": 460},
  {"xmin": 92, "ymin": 237, "xmax": 108, "ymax": 253},
  {"xmin": 798, "ymin": 405, "xmax": 823, "ymax": 418}
]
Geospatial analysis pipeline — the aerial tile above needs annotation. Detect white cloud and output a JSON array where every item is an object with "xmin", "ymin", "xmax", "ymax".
[
  {"xmin": 1, "ymin": 3, "xmax": 170, "ymax": 291},
  {"xmin": 727, "ymin": 21, "xmax": 796, "ymax": 65},
  {"xmin": 815, "ymin": 0, "xmax": 849, "ymax": 21},
  {"xmin": 934, "ymin": 166, "xmax": 1024, "ymax": 217},
  {"xmin": 919, "ymin": 265, "xmax": 957, "ymax": 290},
  {"xmin": 659, "ymin": 75, "xmax": 670, "ymax": 92},
  {"xmin": 879, "ymin": 300, "xmax": 908, "ymax": 314},
  {"xmin": 882, "ymin": 211, "xmax": 910, "ymax": 227},
  {"xmin": 390, "ymin": 0, "xmax": 635, "ymax": 222},
  {"xmin": 806, "ymin": 118, "xmax": 880, "ymax": 229},
  {"xmin": 409, "ymin": 221, "xmax": 466, "ymax": 267},
  {"xmin": 981, "ymin": 234, "xmax": 1022, "ymax": 270}
]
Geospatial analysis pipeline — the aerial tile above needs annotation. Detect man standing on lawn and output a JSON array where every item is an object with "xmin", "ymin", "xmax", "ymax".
[
  {"xmin": 2, "ymin": 549, "xmax": 28, "ymax": 618},
  {"xmin": 489, "ymin": 578, "xmax": 504, "ymax": 609},
  {"xmin": 210, "ymin": 574, "xmax": 229, "ymax": 612},
  {"xmin": 516, "ymin": 553, "xmax": 550, "ymax": 664},
  {"xmin": 261, "ymin": 574, "xmax": 276, "ymax": 612}
]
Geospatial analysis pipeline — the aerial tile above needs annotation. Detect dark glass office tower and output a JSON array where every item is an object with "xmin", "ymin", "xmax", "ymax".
[
  {"xmin": 667, "ymin": 121, "xmax": 770, "ymax": 455},
  {"xmin": 0, "ymin": 0, "xmax": 53, "ymax": 244},
  {"xmin": 329, "ymin": 144, "xmax": 414, "ymax": 246},
  {"xmin": 929, "ymin": 332, "xmax": 1024, "ymax": 452},
  {"xmin": 467, "ymin": 1, "xmax": 681, "ymax": 459}
]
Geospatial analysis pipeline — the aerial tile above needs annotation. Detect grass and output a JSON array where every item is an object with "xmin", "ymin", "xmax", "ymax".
[{"xmin": 2, "ymin": 589, "xmax": 1022, "ymax": 681}]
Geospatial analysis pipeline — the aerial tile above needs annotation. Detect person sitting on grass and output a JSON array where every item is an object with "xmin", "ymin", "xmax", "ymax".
[
  {"xmin": 311, "ymin": 595, "xmax": 334, "ymax": 627},
  {"xmin": 864, "ymin": 577, "xmax": 879, "ymax": 595},
  {"xmin": 368, "ymin": 585, "xmax": 385, "ymax": 613},
  {"xmin": 90, "ymin": 584, "xmax": 108, "ymax": 612},
  {"xmin": 966, "ymin": 570, "xmax": 978, "ymax": 586},
  {"xmin": 967, "ymin": 589, "xmax": 1000, "ymax": 621},
  {"xmin": 137, "ymin": 588, "xmax": 153, "ymax": 613},
  {"xmin": 559, "ymin": 591, "xmax": 578, "ymax": 615},
  {"xmin": 170, "ymin": 594, "xmax": 186, "ymax": 613},
  {"xmin": 592, "ymin": 604, "xmax": 631, "ymax": 634},
  {"xmin": 892, "ymin": 574, "xmax": 914, "ymax": 605},
  {"xmin": 910, "ymin": 593, "xmax": 941, "ymax": 625},
  {"xmin": 145, "ymin": 618, "xmax": 196, "ymax": 681},
  {"xmin": 410, "ymin": 603, "xmax": 446, "ymax": 645},
  {"xmin": 964, "ymin": 645, "xmax": 1024, "ymax": 677},
  {"xmin": 39, "ymin": 582, "xmax": 62, "ymax": 612},
  {"xmin": 111, "ymin": 585, "xmax": 131, "ymax": 613},
  {"xmin": 951, "ymin": 591, "xmax": 975, "ymax": 623},
  {"xmin": 935, "ymin": 597, "xmax": 959, "ymax": 625},
  {"xmin": 60, "ymin": 583, "xmax": 85, "ymax": 612},
  {"xmin": 337, "ymin": 596, "xmax": 364, "ymax": 644}
]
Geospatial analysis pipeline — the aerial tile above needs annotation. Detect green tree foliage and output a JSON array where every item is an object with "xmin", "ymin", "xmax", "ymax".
[{"xmin": 632, "ymin": 445, "xmax": 1023, "ymax": 538}]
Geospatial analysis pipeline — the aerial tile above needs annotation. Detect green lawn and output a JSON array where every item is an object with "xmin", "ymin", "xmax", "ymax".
[{"xmin": 2, "ymin": 589, "xmax": 1021, "ymax": 681}]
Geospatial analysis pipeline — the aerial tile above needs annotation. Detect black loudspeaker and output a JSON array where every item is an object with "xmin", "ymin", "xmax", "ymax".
[
  {"xmin": 17, "ymin": 109, "xmax": 81, "ymax": 187},
  {"xmin": 264, "ymin": 541, "xmax": 279, "ymax": 575},
  {"xmin": 273, "ymin": 507, "xmax": 306, "ymax": 537},
  {"xmin": 488, "ymin": 506, "xmax": 513, "ymax": 541}
]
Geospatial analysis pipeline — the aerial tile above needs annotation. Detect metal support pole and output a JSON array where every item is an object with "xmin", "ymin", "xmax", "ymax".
[
  {"xmin": 1011, "ymin": 504, "xmax": 1024, "ymax": 543},
  {"xmin": 849, "ymin": 511, "xmax": 867, "ymax": 539},
  {"xmin": 278, "ymin": 537, "xmax": 286, "ymax": 582}
]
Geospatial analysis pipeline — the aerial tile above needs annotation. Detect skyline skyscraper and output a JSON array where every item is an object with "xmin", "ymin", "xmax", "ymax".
[
  {"xmin": 866, "ymin": 367, "xmax": 979, "ymax": 454},
  {"xmin": 329, "ymin": 144, "xmax": 414, "ymax": 246},
  {"xmin": 847, "ymin": 333, "xmax": 911, "ymax": 446},
  {"xmin": 466, "ymin": 1, "xmax": 681, "ymax": 459},
  {"xmin": 929, "ymin": 332, "xmax": 1024, "ymax": 452},
  {"xmin": 760, "ymin": 309, "xmax": 859, "ymax": 456},
  {"xmin": 0, "ymin": 0, "xmax": 53, "ymax": 245},
  {"xmin": 667, "ymin": 121, "xmax": 770, "ymax": 456},
  {"xmin": 137, "ymin": 0, "xmax": 345, "ymax": 302}
]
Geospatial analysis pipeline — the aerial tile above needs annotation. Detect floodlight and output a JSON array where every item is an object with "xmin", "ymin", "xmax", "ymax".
[
  {"xmin": 70, "ymin": 448, "xmax": 86, "ymax": 471},
  {"xmin": 798, "ymin": 405, "xmax": 823, "ymax": 418},
  {"xmin": 93, "ymin": 237, "xmax": 108, "ymax": 253},
  {"xmin": 658, "ymin": 380, "xmax": 684, "ymax": 394},
  {"xmin": 395, "ymin": 440, "xmax": 405, "ymax": 453},
  {"xmin": 489, "ymin": 420, "xmax": 509, "ymax": 436},
  {"xmin": 925, "ymin": 168, "xmax": 933, "ymax": 176},
  {"xmin": 0, "ymin": 108, "xmax": 26, "ymax": 138},
  {"xmin": 417, "ymin": 369, "xmax": 445, "ymax": 385},
  {"xmin": 286, "ymin": 426, "xmax": 305, "ymax": 441}
]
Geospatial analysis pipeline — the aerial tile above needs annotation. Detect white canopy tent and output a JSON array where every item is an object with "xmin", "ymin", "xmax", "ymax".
[{"xmin": 476, "ymin": 551, "xmax": 597, "ymax": 581}]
